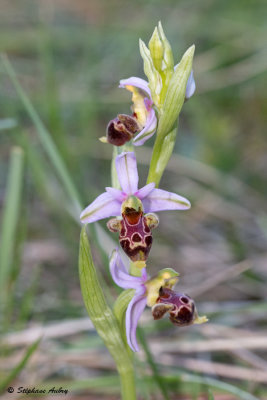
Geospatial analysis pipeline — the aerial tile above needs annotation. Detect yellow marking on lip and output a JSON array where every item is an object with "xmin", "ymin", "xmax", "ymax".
[
  {"xmin": 124, "ymin": 85, "xmax": 147, "ymax": 126},
  {"xmin": 134, "ymin": 261, "xmax": 146, "ymax": 269}
]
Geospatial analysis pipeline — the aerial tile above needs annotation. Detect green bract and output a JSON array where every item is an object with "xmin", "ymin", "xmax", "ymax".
[
  {"xmin": 149, "ymin": 22, "xmax": 174, "ymax": 104},
  {"xmin": 157, "ymin": 45, "xmax": 195, "ymax": 140},
  {"xmin": 139, "ymin": 39, "xmax": 162, "ymax": 108}
]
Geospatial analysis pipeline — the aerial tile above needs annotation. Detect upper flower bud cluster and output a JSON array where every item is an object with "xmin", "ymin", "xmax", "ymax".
[
  {"xmin": 140, "ymin": 21, "xmax": 174, "ymax": 108},
  {"xmin": 100, "ymin": 23, "xmax": 195, "ymax": 148}
]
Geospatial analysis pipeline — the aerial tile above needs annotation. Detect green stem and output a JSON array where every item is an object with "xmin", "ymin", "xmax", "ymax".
[
  {"xmin": 147, "ymin": 125, "xmax": 177, "ymax": 186},
  {"xmin": 119, "ymin": 368, "xmax": 137, "ymax": 400}
]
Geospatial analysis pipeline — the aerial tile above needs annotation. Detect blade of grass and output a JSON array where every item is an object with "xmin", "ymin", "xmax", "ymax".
[
  {"xmin": 0, "ymin": 147, "xmax": 24, "ymax": 306},
  {"xmin": 1, "ymin": 54, "xmax": 116, "ymax": 255},
  {"xmin": 0, "ymin": 339, "xmax": 40, "ymax": 393},
  {"xmin": 137, "ymin": 327, "xmax": 170, "ymax": 400},
  {"xmin": 0, "ymin": 54, "xmax": 81, "ymax": 216},
  {"xmin": 179, "ymin": 373, "xmax": 259, "ymax": 400}
]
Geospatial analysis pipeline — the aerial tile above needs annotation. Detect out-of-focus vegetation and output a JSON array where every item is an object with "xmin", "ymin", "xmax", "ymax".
[{"xmin": 0, "ymin": 0, "xmax": 266, "ymax": 399}]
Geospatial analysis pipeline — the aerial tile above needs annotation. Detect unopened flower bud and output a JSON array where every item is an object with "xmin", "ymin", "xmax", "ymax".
[
  {"xmin": 157, "ymin": 21, "xmax": 174, "ymax": 73},
  {"xmin": 149, "ymin": 27, "xmax": 164, "ymax": 72},
  {"xmin": 139, "ymin": 39, "xmax": 162, "ymax": 107},
  {"xmin": 106, "ymin": 114, "xmax": 140, "ymax": 146}
]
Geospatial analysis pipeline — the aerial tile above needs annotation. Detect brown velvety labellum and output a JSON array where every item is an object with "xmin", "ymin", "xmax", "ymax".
[
  {"xmin": 106, "ymin": 114, "xmax": 140, "ymax": 146},
  {"xmin": 154, "ymin": 288, "xmax": 195, "ymax": 326},
  {"xmin": 119, "ymin": 211, "xmax": 153, "ymax": 262},
  {"xmin": 118, "ymin": 114, "xmax": 140, "ymax": 134}
]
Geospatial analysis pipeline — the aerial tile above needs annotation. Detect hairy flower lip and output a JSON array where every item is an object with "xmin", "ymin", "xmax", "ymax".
[
  {"xmin": 106, "ymin": 114, "xmax": 142, "ymax": 147},
  {"xmin": 80, "ymin": 152, "xmax": 190, "ymax": 224},
  {"xmin": 152, "ymin": 287, "xmax": 208, "ymax": 327}
]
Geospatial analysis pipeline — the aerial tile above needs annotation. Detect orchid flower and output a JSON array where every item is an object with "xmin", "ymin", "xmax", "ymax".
[
  {"xmin": 118, "ymin": 77, "xmax": 157, "ymax": 146},
  {"xmin": 110, "ymin": 249, "xmax": 207, "ymax": 352},
  {"xmin": 117, "ymin": 69, "xmax": 196, "ymax": 146},
  {"xmin": 152, "ymin": 287, "xmax": 207, "ymax": 327},
  {"xmin": 80, "ymin": 151, "xmax": 190, "ymax": 224}
]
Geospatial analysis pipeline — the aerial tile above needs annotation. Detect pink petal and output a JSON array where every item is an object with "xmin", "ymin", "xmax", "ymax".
[
  {"xmin": 133, "ymin": 108, "xmax": 157, "ymax": 146},
  {"xmin": 109, "ymin": 250, "xmax": 144, "ymax": 290},
  {"xmin": 141, "ymin": 267, "xmax": 148, "ymax": 282},
  {"xmin": 174, "ymin": 64, "xmax": 196, "ymax": 99},
  {"xmin": 115, "ymin": 152, "xmax": 139, "ymax": 195},
  {"xmin": 142, "ymin": 188, "xmax": 191, "ymax": 213},
  {"xmin": 105, "ymin": 187, "xmax": 126, "ymax": 202},
  {"xmin": 126, "ymin": 288, "xmax": 147, "ymax": 352},
  {"xmin": 135, "ymin": 183, "xmax": 155, "ymax": 200},
  {"xmin": 144, "ymin": 97, "xmax": 153, "ymax": 111},
  {"xmin": 80, "ymin": 192, "xmax": 121, "ymax": 223},
  {"xmin": 185, "ymin": 70, "xmax": 196, "ymax": 99},
  {"xmin": 119, "ymin": 77, "xmax": 151, "ymax": 99}
]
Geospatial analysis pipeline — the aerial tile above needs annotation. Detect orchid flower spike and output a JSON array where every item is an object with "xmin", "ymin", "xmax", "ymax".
[
  {"xmin": 80, "ymin": 151, "xmax": 190, "ymax": 224},
  {"xmin": 110, "ymin": 249, "xmax": 207, "ymax": 352}
]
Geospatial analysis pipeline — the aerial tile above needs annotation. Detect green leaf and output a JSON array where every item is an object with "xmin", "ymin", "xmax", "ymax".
[
  {"xmin": 79, "ymin": 226, "xmax": 136, "ymax": 400},
  {"xmin": 0, "ymin": 339, "xmax": 40, "ymax": 393}
]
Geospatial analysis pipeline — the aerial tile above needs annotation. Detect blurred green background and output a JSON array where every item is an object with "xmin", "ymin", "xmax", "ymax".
[{"xmin": 0, "ymin": 0, "xmax": 267, "ymax": 399}]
